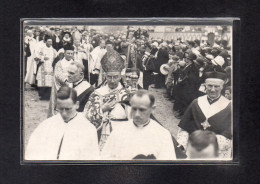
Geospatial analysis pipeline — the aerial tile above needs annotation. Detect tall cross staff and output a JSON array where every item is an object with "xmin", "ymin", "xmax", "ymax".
[{"xmin": 86, "ymin": 27, "xmax": 91, "ymax": 84}]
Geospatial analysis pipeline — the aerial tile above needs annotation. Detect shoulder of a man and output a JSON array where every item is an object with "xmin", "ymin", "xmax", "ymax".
[
  {"xmin": 95, "ymin": 85, "xmax": 107, "ymax": 94},
  {"xmin": 76, "ymin": 113, "xmax": 97, "ymax": 131},
  {"xmin": 149, "ymin": 119, "xmax": 172, "ymax": 137},
  {"xmin": 190, "ymin": 96, "xmax": 200, "ymax": 106},
  {"xmin": 55, "ymin": 59, "xmax": 63, "ymax": 68},
  {"xmin": 80, "ymin": 80, "xmax": 92, "ymax": 89},
  {"xmin": 110, "ymin": 120, "xmax": 132, "ymax": 137},
  {"xmin": 33, "ymin": 114, "xmax": 60, "ymax": 133}
]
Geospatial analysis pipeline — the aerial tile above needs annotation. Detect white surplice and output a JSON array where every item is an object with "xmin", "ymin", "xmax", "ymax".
[
  {"xmin": 25, "ymin": 113, "xmax": 99, "ymax": 160},
  {"xmin": 36, "ymin": 45, "xmax": 57, "ymax": 87},
  {"xmin": 54, "ymin": 58, "xmax": 74, "ymax": 89},
  {"xmin": 101, "ymin": 119, "xmax": 176, "ymax": 160},
  {"xmin": 89, "ymin": 46, "xmax": 107, "ymax": 73}
]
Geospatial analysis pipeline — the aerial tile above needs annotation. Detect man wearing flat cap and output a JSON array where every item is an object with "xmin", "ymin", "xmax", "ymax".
[
  {"xmin": 52, "ymin": 27, "xmax": 62, "ymax": 51},
  {"xmin": 177, "ymin": 71, "xmax": 232, "ymax": 159},
  {"xmin": 84, "ymin": 49, "xmax": 130, "ymax": 151}
]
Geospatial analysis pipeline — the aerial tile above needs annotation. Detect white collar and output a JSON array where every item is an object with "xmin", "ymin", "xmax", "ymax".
[
  {"xmin": 73, "ymin": 78, "xmax": 84, "ymax": 86},
  {"xmin": 133, "ymin": 119, "xmax": 151, "ymax": 128},
  {"xmin": 197, "ymin": 95, "xmax": 230, "ymax": 119}
]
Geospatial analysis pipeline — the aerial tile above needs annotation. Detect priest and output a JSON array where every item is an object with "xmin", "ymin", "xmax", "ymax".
[
  {"xmin": 25, "ymin": 86, "xmax": 99, "ymax": 160},
  {"xmin": 66, "ymin": 62, "xmax": 94, "ymax": 112},
  {"xmin": 177, "ymin": 71, "xmax": 232, "ymax": 159},
  {"xmin": 35, "ymin": 36, "xmax": 57, "ymax": 100},
  {"xmin": 83, "ymin": 49, "xmax": 130, "ymax": 151},
  {"xmin": 101, "ymin": 89, "xmax": 176, "ymax": 160},
  {"xmin": 89, "ymin": 39, "xmax": 107, "ymax": 86}
]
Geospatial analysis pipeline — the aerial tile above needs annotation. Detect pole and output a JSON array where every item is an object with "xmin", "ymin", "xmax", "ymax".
[{"xmin": 87, "ymin": 27, "xmax": 91, "ymax": 84}]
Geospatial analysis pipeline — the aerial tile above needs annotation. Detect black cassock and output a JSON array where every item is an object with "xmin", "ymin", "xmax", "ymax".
[
  {"xmin": 173, "ymin": 63, "xmax": 203, "ymax": 115},
  {"xmin": 73, "ymin": 80, "xmax": 95, "ymax": 112},
  {"xmin": 178, "ymin": 95, "xmax": 231, "ymax": 139}
]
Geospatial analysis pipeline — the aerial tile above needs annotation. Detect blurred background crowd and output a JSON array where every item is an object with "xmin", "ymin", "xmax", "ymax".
[{"xmin": 23, "ymin": 25, "xmax": 232, "ymax": 117}]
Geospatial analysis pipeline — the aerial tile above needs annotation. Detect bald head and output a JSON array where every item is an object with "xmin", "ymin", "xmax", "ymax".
[
  {"xmin": 70, "ymin": 62, "xmax": 85, "ymax": 73},
  {"xmin": 67, "ymin": 62, "xmax": 85, "ymax": 83}
]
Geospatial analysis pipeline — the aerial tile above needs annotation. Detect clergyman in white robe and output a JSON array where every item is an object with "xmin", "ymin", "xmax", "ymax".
[
  {"xmin": 101, "ymin": 119, "xmax": 176, "ymax": 160},
  {"xmin": 25, "ymin": 113, "xmax": 99, "ymax": 160}
]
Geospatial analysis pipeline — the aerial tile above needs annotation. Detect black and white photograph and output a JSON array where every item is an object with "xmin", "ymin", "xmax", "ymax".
[{"xmin": 22, "ymin": 19, "xmax": 233, "ymax": 162}]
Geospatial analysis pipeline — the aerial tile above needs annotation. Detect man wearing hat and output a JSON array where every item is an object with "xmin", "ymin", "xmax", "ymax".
[
  {"xmin": 59, "ymin": 31, "xmax": 73, "ymax": 49},
  {"xmin": 48, "ymin": 44, "xmax": 74, "ymax": 117},
  {"xmin": 165, "ymin": 55, "xmax": 180, "ymax": 98},
  {"xmin": 52, "ymin": 27, "xmax": 62, "ymax": 51},
  {"xmin": 91, "ymin": 34, "xmax": 100, "ymax": 49},
  {"xmin": 142, "ymin": 41, "xmax": 158, "ymax": 89},
  {"xmin": 154, "ymin": 42, "xmax": 169, "ymax": 88},
  {"xmin": 174, "ymin": 52, "xmax": 203, "ymax": 116},
  {"xmin": 203, "ymin": 55, "xmax": 226, "ymax": 74},
  {"xmin": 185, "ymin": 52, "xmax": 197, "ymax": 65},
  {"xmin": 177, "ymin": 71, "xmax": 232, "ymax": 159},
  {"xmin": 84, "ymin": 49, "xmax": 130, "ymax": 150}
]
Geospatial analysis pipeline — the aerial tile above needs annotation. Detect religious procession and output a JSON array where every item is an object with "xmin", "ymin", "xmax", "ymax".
[{"xmin": 23, "ymin": 24, "xmax": 232, "ymax": 160}]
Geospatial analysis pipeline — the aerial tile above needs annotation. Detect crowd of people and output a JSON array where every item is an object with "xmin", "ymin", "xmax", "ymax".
[{"xmin": 24, "ymin": 25, "xmax": 232, "ymax": 160}]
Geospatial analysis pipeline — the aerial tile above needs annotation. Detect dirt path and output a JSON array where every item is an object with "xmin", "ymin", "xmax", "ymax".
[
  {"xmin": 149, "ymin": 85, "xmax": 180, "ymax": 138},
  {"xmin": 23, "ymin": 84, "xmax": 180, "ymax": 148}
]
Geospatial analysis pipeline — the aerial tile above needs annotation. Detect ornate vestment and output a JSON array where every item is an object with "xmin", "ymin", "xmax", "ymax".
[{"xmin": 84, "ymin": 83, "xmax": 132, "ymax": 150}]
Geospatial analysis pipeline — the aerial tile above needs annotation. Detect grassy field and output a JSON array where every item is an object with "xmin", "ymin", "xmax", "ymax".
[
  {"xmin": 23, "ymin": 84, "xmax": 180, "ymax": 149},
  {"xmin": 23, "ymin": 84, "xmax": 49, "ymax": 147}
]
